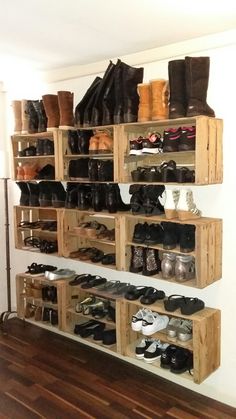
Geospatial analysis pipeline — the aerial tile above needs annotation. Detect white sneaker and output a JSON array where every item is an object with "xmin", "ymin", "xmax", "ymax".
[
  {"xmin": 142, "ymin": 311, "xmax": 169, "ymax": 336},
  {"xmin": 135, "ymin": 337, "xmax": 156, "ymax": 358},
  {"xmin": 144, "ymin": 341, "xmax": 169, "ymax": 363},
  {"xmin": 177, "ymin": 189, "xmax": 201, "ymax": 221},
  {"xmin": 131, "ymin": 308, "xmax": 150, "ymax": 331}
]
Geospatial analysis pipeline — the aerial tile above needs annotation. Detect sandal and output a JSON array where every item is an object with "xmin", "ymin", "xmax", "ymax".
[
  {"xmin": 140, "ymin": 287, "xmax": 165, "ymax": 305},
  {"xmin": 81, "ymin": 276, "xmax": 107, "ymax": 289},
  {"xmin": 180, "ymin": 297, "xmax": 205, "ymax": 315},
  {"xmin": 164, "ymin": 294, "xmax": 186, "ymax": 312},
  {"xmin": 124, "ymin": 285, "xmax": 148, "ymax": 301}
]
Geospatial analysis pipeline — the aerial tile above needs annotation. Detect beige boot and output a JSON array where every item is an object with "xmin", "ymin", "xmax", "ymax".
[
  {"xmin": 137, "ymin": 83, "xmax": 152, "ymax": 122},
  {"xmin": 11, "ymin": 100, "xmax": 22, "ymax": 134},
  {"xmin": 21, "ymin": 99, "xmax": 29, "ymax": 134},
  {"xmin": 150, "ymin": 79, "xmax": 169, "ymax": 120}
]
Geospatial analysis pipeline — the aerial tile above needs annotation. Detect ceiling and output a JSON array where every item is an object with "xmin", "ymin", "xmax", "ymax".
[{"xmin": 0, "ymin": 0, "xmax": 236, "ymax": 79}]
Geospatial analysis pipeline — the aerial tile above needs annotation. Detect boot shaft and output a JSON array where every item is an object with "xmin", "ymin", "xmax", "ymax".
[
  {"xmin": 122, "ymin": 62, "xmax": 144, "ymax": 123},
  {"xmin": 168, "ymin": 59, "xmax": 186, "ymax": 118},
  {"xmin": 32, "ymin": 100, "xmax": 47, "ymax": 132},
  {"xmin": 42, "ymin": 94, "xmax": 60, "ymax": 130},
  {"xmin": 137, "ymin": 83, "xmax": 152, "ymax": 122},
  {"xmin": 12, "ymin": 100, "xmax": 22, "ymax": 134},
  {"xmin": 58, "ymin": 91, "xmax": 74, "ymax": 128},
  {"xmin": 150, "ymin": 79, "xmax": 169, "ymax": 120}
]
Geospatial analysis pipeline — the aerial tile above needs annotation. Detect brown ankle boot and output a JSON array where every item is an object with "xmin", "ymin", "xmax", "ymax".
[
  {"xmin": 21, "ymin": 99, "xmax": 29, "ymax": 134},
  {"xmin": 97, "ymin": 131, "xmax": 113, "ymax": 153},
  {"xmin": 58, "ymin": 91, "xmax": 74, "ymax": 128},
  {"xmin": 12, "ymin": 100, "xmax": 22, "ymax": 134},
  {"xmin": 42, "ymin": 94, "xmax": 60, "ymax": 130},
  {"xmin": 137, "ymin": 83, "xmax": 151, "ymax": 122},
  {"xmin": 150, "ymin": 79, "xmax": 169, "ymax": 120},
  {"xmin": 89, "ymin": 134, "xmax": 99, "ymax": 153}
]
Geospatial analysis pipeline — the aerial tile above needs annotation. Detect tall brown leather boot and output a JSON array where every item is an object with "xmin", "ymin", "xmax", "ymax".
[
  {"xmin": 11, "ymin": 100, "xmax": 22, "ymax": 134},
  {"xmin": 57, "ymin": 91, "xmax": 74, "ymax": 128},
  {"xmin": 21, "ymin": 99, "xmax": 29, "ymax": 134},
  {"xmin": 168, "ymin": 59, "xmax": 186, "ymax": 119},
  {"xmin": 137, "ymin": 83, "xmax": 152, "ymax": 122},
  {"xmin": 42, "ymin": 94, "xmax": 60, "ymax": 131},
  {"xmin": 185, "ymin": 56, "xmax": 215, "ymax": 117},
  {"xmin": 150, "ymin": 79, "xmax": 169, "ymax": 120}
]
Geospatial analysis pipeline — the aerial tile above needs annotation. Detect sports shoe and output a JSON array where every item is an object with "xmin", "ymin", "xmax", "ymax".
[
  {"xmin": 170, "ymin": 348, "xmax": 193, "ymax": 374},
  {"xmin": 177, "ymin": 319, "xmax": 193, "ymax": 342},
  {"xmin": 135, "ymin": 337, "xmax": 155, "ymax": 358},
  {"xmin": 144, "ymin": 341, "xmax": 169, "ymax": 363},
  {"xmin": 160, "ymin": 344, "xmax": 178, "ymax": 369},
  {"xmin": 129, "ymin": 137, "xmax": 143, "ymax": 155},
  {"xmin": 142, "ymin": 132, "xmax": 163, "ymax": 154},
  {"xmin": 131, "ymin": 308, "xmax": 150, "ymax": 331},
  {"xmin": 166, "ymin": 317, "xmax": 182, "ymax": 339},
  {"xmin": 141, "ymin": 311, "xmax": 169, "ymax": 336},
  {"xmin": 163, "ymin": 127, "xmax": 181, "ymax": 152},
  {"xmin": 178, "ymin": 126, "xmax": 196, "ymax": 151}
]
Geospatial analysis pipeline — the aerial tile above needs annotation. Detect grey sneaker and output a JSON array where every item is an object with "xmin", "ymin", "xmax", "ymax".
[{"xmin": 177, "ymin": 319, "xmax": 193, "ymax": 342}]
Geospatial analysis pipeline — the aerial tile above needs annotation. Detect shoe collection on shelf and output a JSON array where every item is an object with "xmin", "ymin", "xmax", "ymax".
[{"xmin": 13, "ymin": 55, "xmax": 222, "ymax": 384}]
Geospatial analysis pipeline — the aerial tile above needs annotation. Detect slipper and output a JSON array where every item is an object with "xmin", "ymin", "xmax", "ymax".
[
  {"xmin": 69, "ymin": 274, "xmax": 92, "ymax": 286},
  {"xmin": 81, "ymin": 276, "xmax": 107, "ymax": 289},
  {"xmin": 124, "ymin": 285, "xmax": 148, "ymax": 301},
  {"xmin": 164, "ymin": 294, "xmax": 186, "ymax": 312},
  {"xmin": 180, "ymin": 297, "xmax": 205, "ymax": 315},
  {"xmin": 140, "ymin": 287, "xmax": 165, "ymax": 305}
]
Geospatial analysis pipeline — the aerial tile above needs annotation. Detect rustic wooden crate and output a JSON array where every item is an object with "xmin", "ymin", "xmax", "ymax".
[
  {"xmin": 61, "ymin": 208, "xmax": 120, "ymax": 270},
  {"xmin": 57, "ymin": 127, "xmax": 119, "ymax": 182},
  {"xmin": 14, "ymin": 205, "xmax": 63, "ymax": 256},
  {"xmin": 11, "ymin": 130, "xmax": 59, "ymax": 180},
  {"xmin": 120, "ymin": 298, "xmax": 221, "ymax": 384},
  {"xmin": 119, "ymin": 214, "xmax": 222, "ymax": 289},
  {"xmin": 118, "ymin": 116, "xmax": 223, "ymax": 185},
  {"xmin": 15, "ymin": 273, "xmax": 68, "ymax": 330}
]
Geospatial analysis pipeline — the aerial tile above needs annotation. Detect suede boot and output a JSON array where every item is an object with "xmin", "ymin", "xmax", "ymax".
[
  {"xmin": 122, "ymin": 62, "xmax": 144, "ymax": 123},
  {"xmin": 42, "ymin": 94, "xmax": 60, "ymax": 130},
  {"xmin": 185, "ymin": 56, "xmax": 215, "ymax": 117},
  {"xmin": 58, "ymin": 91, "xmax": 74, "ymax": 128},
  {"xmin": 32, "ymin": 100, "xmax": 47, "ymax": 132},
  {"xmin": 137, "ymin": 83, "xmax": 152, "ymax": 122},
  {"xmin": 12, "ymin": 100, "xmax": 22, "ymax": 134},
  {"xmin": 75, "ymin": 76, "xmax": 102, "ymax": 126},
  {"xmin": 168, "ymin": 59, "xmax": 186, "ymax": 118},
  {"xmin": 150, "ymin": 79, "xmax": 169, "ymax": 120}
]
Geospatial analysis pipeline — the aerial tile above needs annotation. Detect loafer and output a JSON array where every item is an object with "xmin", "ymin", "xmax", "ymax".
[{"xmin": 45, "ymin": 269, "xmax": 76, "ymax": 280}]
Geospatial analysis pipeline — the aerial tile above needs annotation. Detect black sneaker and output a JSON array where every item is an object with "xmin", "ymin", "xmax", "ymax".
[
  {"xmin": 170, "ymin": 348, "xmax": 193, "ymax": 374},
  {"xmin": 133, "ymin": 223, "xmax": 148, "ymax": 243},
  {"xmin": 135, "ymin": 338, "xmax": 155, "ymax": 358},
  {"xmin": 178, "ymin": 126, "xmax": 196, "ymax": 151},
  {"xmin": 144, "ymin": 341, "xmax": 169, "ymax": 363},
  {"xmin": 129, "ymin": 137, "xmax": 143, "ymax": 155},
  {"xmin": 163, "ymin": 127, "xmax": 181, "ymax": 152},
  {"xmin": 142, "ymin": 133, "xmax": 163, "ymax": 154},
  {"xmin": 160, "ymin": 345, "xmax": 178, "ymax": 369}
]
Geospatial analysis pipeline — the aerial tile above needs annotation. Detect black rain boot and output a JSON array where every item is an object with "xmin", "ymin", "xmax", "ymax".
[
  {"xmin": 16, "ymin": 182, "xmax": 30, "ymax": 206},
  {"xmin": 68, "ymin": 130, "xmax": 79, "ymax": 154},
  {"xmin": 185, "ymin": 56, "xmax": 215, "ymax": 117},
  {"xmin": 27, "ymin": 182, "xmax": 40, "ymax": 206},
  {"xmin": 122, "ymin": 61, "xmax": 144, "ymax": 123},
  {"xmin": 91, "ymin": 61, "xmax": 116, "ymax": 126},
  {"xmin": 179, "ymin": 224, "xmax": 195, "ymax": 253},
  {"xmin": 32, "ymin": 100, "xmax": 47, "ymax": 132},
  {"xmin": 78, "ymin": 184, "xmax": 92, "ymax": 210},
  {"xmin": 38, "ymin": 181, "xmax": 53, "ymax": 207},
  {"xmin": 162, "ymin": 222, "xmax": 179, "ymax": 250},
  {"xmin": 129, "ymin": 246, "xmax": 144, "ymax": 273},
  {"xmin": 65, "ymin": 182, "xmax": 78, "ymax": 208},
  {"xmin": 51, "ymin": 182, "xmax": 66, "ymax": 208},
  {"xmin": 168, "ymin": 59, "xmax": 187, "ymax": 119},
  {"xmin": 78, "ymin": 130, "xmax": 93, "ymax": 154},
  {"xmin": 75, "ymin": 76, "xmax": 102, "ymax": 126},
  {"xmin": 27, "ymin": 100, "xmax": 39, "ymax": 134},
  {"xmin": 143, "ymin": 248, "xmax": 161, "ymax": 276}
]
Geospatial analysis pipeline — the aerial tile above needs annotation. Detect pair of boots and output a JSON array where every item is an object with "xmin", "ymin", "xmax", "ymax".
[
  {"xmin": 130, "ymin": 246, "xmax": 161, "ymax": 276},
  {"xmin": 12, "ymin": 99, "xmax": 47, "ymax": 134},
  {"xmin": 42, "ymin": 91, "xmax": 74, "ymax": 130},
  {"xmin": 137, "ymin": 80, "xmax": 169, "ymax": 122},
  {"xmin": 16, "ymin": 181, "xmax": 66, "ymax": 207},
  {"xmin": 129, "ymin": 184, "xmax": 165, "ymax": 216},
  {"xmin": 75, "ymin": 59, "xmax": 144, "ymax": 127},
  {"xmin": 162, "ymin": 188, "xmax": 201, "ymax": 221},
  {"xmin": 68, "ymin": 129, "xmax": 93, "ymax": 154},
  {"xmin": 168, "ymin": 56, "xmax": 215, "ymax": 119}
]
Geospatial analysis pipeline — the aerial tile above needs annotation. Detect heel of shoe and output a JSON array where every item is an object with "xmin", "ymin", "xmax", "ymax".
[
  {"xmin": 177, "ymin": 210, "xmax": 200, "ymax": 221},
  {"xmin": 165, "ymin": 209, "xmax": 177, "ymax": 219}
]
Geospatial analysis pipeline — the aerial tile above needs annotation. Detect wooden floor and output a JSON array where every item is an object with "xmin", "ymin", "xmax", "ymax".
[{"xmin": 0, "ymin": 318, "xmax": 235, "ymax": 419}]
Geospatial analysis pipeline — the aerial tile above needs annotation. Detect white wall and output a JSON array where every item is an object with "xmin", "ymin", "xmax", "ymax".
[{"xmin": 3, "ymin": 34, "xmax": 236, "ymax": 407}]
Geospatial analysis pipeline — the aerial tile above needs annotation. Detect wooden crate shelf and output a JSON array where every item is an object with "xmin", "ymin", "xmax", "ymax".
[
  {"xmin": 119, "ymin": 214, "xmax": 222, "ymax": 289},
  {"xmin": 118, "ymin": 116, "xmax": 223, "ymax": 185},
  {"xmin": 14, "ymin": 205, "xmax": 64, "ymax": 256},
  {"xmin": 11, "ymin": 130, "xmax": 60, "ymax": 180},
  {"xmin": 119, "ymin": 298, "xmax": 221, "ymax": 384}
]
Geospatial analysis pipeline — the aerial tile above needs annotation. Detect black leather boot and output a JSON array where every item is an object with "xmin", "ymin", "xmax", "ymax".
[
  {"xmin": 27, "ymin": 100, "xmax": 39, "ymax": 134},
  {"xmin": 129, "ymin": 246, "xmax": 144, "ymax": 273},
  {"xmin": 65, "ymin": 182, "xmax": 78, "ymax": 208},
  {"xmin": 68, "ymin": 130, "xmax": 79, "ymax": 154},
  {"xmin": 106, "ymin": 184, "xmax": 130, "ymax": 213},
  {"xmin": 143, "ymin": 248, "xmax": 161, "ymax": 276},
  {"xmin": 179, "ymin": 224, "xmax": 195, "ymax": 253},
  {"xmin": 168, "ymin": 59, "xmax": 187, "ymax": 119},
  {"xmin": 36, "ymin": 164, "xmax": 55, "ymax": 180},
  {"xmin": 88, "ymin": 159, "xmax": 98, "ymax": 181},
  {"xmin": 68, "ymin": 158, "xmax": 89, "ymax": 179},
  {"xmin": 78, "ymin": 130, "xmax": 93, "ymax": 154},
  {"xmin": 102, "ymin": 59, "xmax": 120, "ymax": 125},
  {"xmin": 16, "ymin": 182, "xmax": 30, "ymax": 206},
  {"xmin": 122, "ymin": 61, "xmax": 144, "ymax": 123},
  {"xmin": 39, "ymin": 181, "xmax": 53, "ymax": 207},
  {"xmin": 113, "ymin": 60, "xmax": 124, "ymax": 124},
  {"xmin": 43, "ymin": 139, "xmax": 54, "ymax": 155},
  {"xmin": 27, "ymin": 182, "xmax": 40, "ymax": 206},
  {"xmin": 83, "ymin": 80, "xmax": 102, "ymax": 127},
  {"xmin": 129, "ymin": 184, "xmax": 145, "ymax": 215},
  {"xmin": 32, "ymin": 100, "xmax": 47, "ymax": 132},
  {"xmin": 143, "ymin": 185, "xmax": 165, "ymax": 216},
  {"xmin": 78, "ymin": 184, "xmax": 92, "ymax": 210},
  {"xmin": 51, "ymin": 182, "xmax": 66, "ymax": 208},
  {"xmin": 36, "ymin": 139, "xmax": 45, "ymax": 156},
  {"xmin": 91, "ymin": 61, "xmax": 116, "ymax": 126},
  {"xmin": 92, "ymin": 184, "xmax": 106, "ymax": 211},
  {"xmin": 97, "ymin": 160, "xmax": 113, "ymax": 182},
  {"xmin": 75, "ymin": 76, "xmax": 102, "ymax": 126},
  {"xmin": 162, "ymin": 222, "xmax": 179, "ymax": 250}
]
